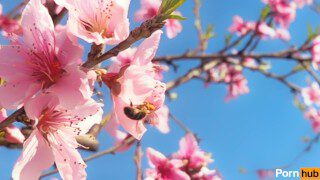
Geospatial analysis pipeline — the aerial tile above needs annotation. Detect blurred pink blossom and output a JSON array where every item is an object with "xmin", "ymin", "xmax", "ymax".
[
  {"xmin": 263, "ymin": 0, "xmax": 297, "ymax": 28},
  {"xmin": 0, "ymin": 3, "xmax": 22, "ymax": 36},
  {"xmin": 193, "ymin": 167, "xmax": 222, "ymax": 180},
  {"xmin": 304, "ymin": 108, "xmax": 320, "ymax": 133},
  {"xmin": 173, "ymin": 133, "xmax": 213, "ymax": 171},
  {"xmin": 135, "ymin": 0, "xmax": 183, "ymax": 39},
  {"xmin": 257, "ymin": 169, "xmax": 274, "ymax": 180},
  {"xmin": 145, "ymin": 147, "xmax": 190, "ymax": 180},
  {"xmin": 311, "ymin": 35, "xmax": 320, "ymax": 70},
  {"xmin": 275, "ymin": 28, "xmax": 291, "ymax": 41},
  {"xmin": 302, "ymin": 82, "xmax": 320, "ymax": 106},
  {"xmin": 229, "ymin": 15, "xmax": 255, "ymax": 36},
  {"xmin": 294, "ymin": 0, "xmax": 313, "ymax": 8},
  {"xmin": 257, "ymin": 22, "xmax": 276, "ymax": 38}
]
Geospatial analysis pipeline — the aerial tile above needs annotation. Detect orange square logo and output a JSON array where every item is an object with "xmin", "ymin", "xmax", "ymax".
[{"xmin": 300, "ymin": 168, "xmax": 320, "ymax": 179}]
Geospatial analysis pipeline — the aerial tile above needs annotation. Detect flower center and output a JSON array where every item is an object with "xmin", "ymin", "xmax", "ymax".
[
  {"xmin": 28, "ymin": 54, "xmax": 64, "ymax": 89},
  {"xmin": 79, "ymin": 1, "xmax": 115, "ymax": 38}
]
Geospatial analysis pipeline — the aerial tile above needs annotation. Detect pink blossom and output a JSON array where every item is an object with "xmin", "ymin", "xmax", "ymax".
[
  {"xmin": 108, "ymin": 47, "xmax": 138, "ymax": 74},
  {"xmin": 145, "ymin": 147, "xmax": 190, "ymax": 180},
  {"xmin": 0, "ymin": 0, "xmax": 94, "ymax": 109},
  {"xmin": 304, "ymin": 108, "xmax": 320, "ymax": 133},
  {"xmin": 263, "ymin": 0, "xmax": 297, "ymax": 28},
  {"xmin": 165, "ymin": 13, "xmax": 183, "ymax": 39},
  {"xmin": 0, "ymin": 109, "xmax": 25, "ymax": 144},
  {"xmin": 54, "ymin": 0, "xmax": 130, "ymax": 45},
  {"xmin": 135, "ymin": 0, "xmax": 183, "ymax": 39},
  {"xmin": 153, "ymin": 105, "xmax": 170, "ymax": 134},
  {"xmin": 257, "ymin": 22, "xmax": 276, "ymax": 38},
  {"xmin": 229, "ymin": 15, "xmax": 255, "ymax": 36},
  {"xmin": 257, "ymin": 169, "xmax": 274, "ymax": 180},
  {"xmin": 294, "ymin": 0, "xmax": 313, "ymax": 8},
  {"xmin": 225, "ymin": 74, "xmax": 249, "ymax": 101},
  {"xmin": 12, "ymin": 94, "xmax": 103, "ymax": 180},
  {"xmin": 173, "ymin": 133, "xmax": 213, "ymax": 171},
  {"xmin": 224, "ymin": 66, "xmax": 250, "ymax": 101},
  {"xmin": 243, "ymin": 57, "xmax": 258, "ymax": 68},
  {"xmin": 311, "ymin": 35, "xmax": 320, "ymax": 70},
  {"xmin": 193, "ymin": 167, "xmax": 222, "ymax": 180},
  {"xmin": 301, "ymin": 82, "xmax": 320, "ymax": 106},
  {"xmin": 0, "ymin": 3, "xmax": 22, "ymax": 36},
  {"xmin": 104, "ymin": 31, "xmax": 166, "ymax": 139},
  {"xmin": 209, "ymin": 63, "xmax": 249, "ymax": 100},
  {"xmin": 275, "ymin": 28, "xmax": 291, "ymax": 41}
]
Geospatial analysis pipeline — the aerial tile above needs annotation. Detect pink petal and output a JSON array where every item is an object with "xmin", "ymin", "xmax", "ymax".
[
  {"xmin": 71, "ymin": 99, "xmax": 103, "ymax": 134},
  {"xmin": 146, "ymin": 147, "xmax": 166, "ymax": 167},
  {"xmin": 154, "ymin": 105, "xmax": 170, "ymax": 134},
  {"xmin": 165, "ymin": 18, "xmax": 183, "ymax": 39},
  {"xmin": 47, "ymin": 65, "xmax": 94, "ymax": 109},
  {"xmin": 21, "ymin": 0, "xmax": 55, "ymax": 52},
  {"xmin": 24, "ymin": 94, "xmax": 59, "ymax": 121},
  {"xmin": 0, "ymin": 80, "xmax": 40, "ymax": 109},
  {"xmin": 112, "ymin": 95, "xmax": 146, "ymax": 140},
  {"xmin": 0, "ymin": 45, "xmax": 31, "ymax": 82},
  {"xmin": 48, "ymin": 132, "xmax": 87, "ymax": 180},
  {"xmin": 12, "ymin": 130, "xmax": 54, "ymax": 180},
  {"xmin": 55, "ymin": 26, "xmax": 84, "ymax": 66},
  {"xmin": 5, "ymin": 125, "xmax": 25, "ymax": 144},
  {"xmin": 133, "ymin": 30, "xmax": 162, "ymax": 66}
]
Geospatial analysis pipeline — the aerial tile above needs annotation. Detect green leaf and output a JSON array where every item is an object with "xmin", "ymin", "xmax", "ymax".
[
  {"xmin": 167, "ymin": 14, "xmax": 187, "ymax": 20},
  {"xmin": 292, "ymin": 63, "xmax": 305, "ymax": 72},
  {"xmin": 225, "ymin": 34, "xmax": 232, "ymax": 46},
  {"xmin": 308, "ymin": 24, "xmax": 313, "ymax": 40},
  {"xmin": 0, "ymin": 131, "xmax": 5, "ymax": 138},
  {"xmin": 159, "ymin": 0, "xmax": 186, "ymax": 16},
  {"xmin": 293, "ymin": 96, "xmax": 306, "ymax": 111},
  {"xmin": 261, "ymin": 5, "xmax": 270, "ymax": 20},
  {"xmin": 205, "ymin": 24, "xmax": 215, "ymax": 39}
]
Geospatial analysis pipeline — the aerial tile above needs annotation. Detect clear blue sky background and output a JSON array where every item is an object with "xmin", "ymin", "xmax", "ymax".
[{"xmin": 1, "ymin": 0, "xmax": 320, "ymax": 179}]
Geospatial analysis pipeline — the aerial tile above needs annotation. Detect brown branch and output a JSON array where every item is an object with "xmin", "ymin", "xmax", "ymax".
[
  {"xmin": 193, "ymin": 0, "xmax": 206, "ymax": 53},
  {"xmin": 134, "ymin": 141, "xmax": 143, "ymax": 180},
  {"xmin": 52, "ymin": 8, "xmax": 67, "ymax": 26},
  {"xmin": 0, "ymin": 107, "xmax": 26, "ymax": 130},
  {"xmin": 82, "ymin": 16, "xmax": 165, "ymax": 69}
]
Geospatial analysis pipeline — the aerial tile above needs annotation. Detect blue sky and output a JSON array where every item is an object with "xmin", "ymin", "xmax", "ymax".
[{"xmin": 1, "ymin": 0, "xmax": 320, "ymax": 179}]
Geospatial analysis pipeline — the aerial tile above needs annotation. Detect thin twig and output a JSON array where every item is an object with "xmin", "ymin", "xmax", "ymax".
[
  {"xmin": 134, "ymin": 141, "xmax": 143, "ymax": 180},
  {"xmin": 169, "ymin": 113, "xmax": 193, "ymax": 134}
]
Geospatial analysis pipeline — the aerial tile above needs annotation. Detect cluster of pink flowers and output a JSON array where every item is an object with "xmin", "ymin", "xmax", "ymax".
[
  {"xmin": 0, "ymin": 0, "xmax": 184, "ymax": 178},
  {"xmin": 209, "ymin": 62, "xmax": 250, "ymax": 101},
  {"xmin": 229, "ymin": 15, "xmax": 290, "ymax": 41},
  {"xmin": 301, "ymin": 82, "xmax": 320, "ymax": 133},
  {"xmin": 146, "ymin": 133, "xmax": 221, "ymax": 180},
  {"xmin": 311, "ymin": 35, "xmax": 320, "ymax": 70},
  {"xmin": 229, "ymin": 0, "xmax": 313, "ymax": 41}
]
